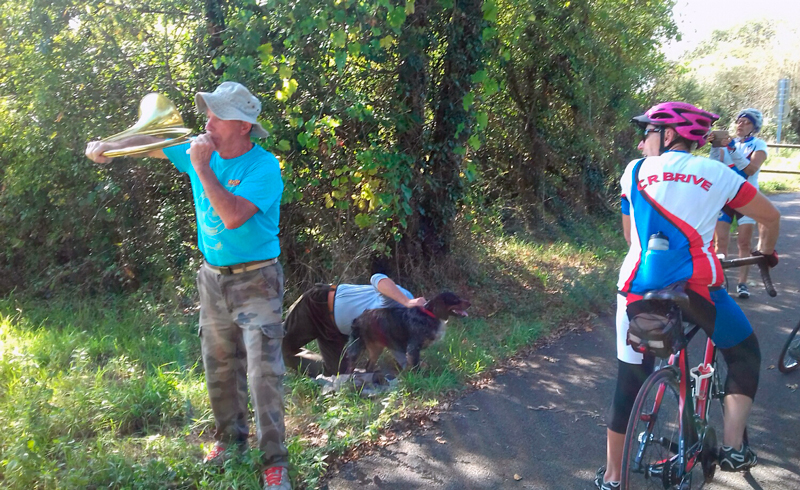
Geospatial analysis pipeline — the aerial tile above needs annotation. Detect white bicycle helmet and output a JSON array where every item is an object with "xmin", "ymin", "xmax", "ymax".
[{"xmin": 736, "ymin": 108, "xmax": 763, "ymax": 133}]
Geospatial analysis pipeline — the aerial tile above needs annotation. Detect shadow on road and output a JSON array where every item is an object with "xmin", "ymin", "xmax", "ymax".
[{"xmin": 327, "ymin": 193, "xmax": 800, "ymax": 490}]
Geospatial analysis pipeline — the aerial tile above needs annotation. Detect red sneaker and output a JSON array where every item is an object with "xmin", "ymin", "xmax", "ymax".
[
  {"xmin": 263, "ymin": 466, "xmax": 291, "ymax": 489},
  {"xmin": 202, "ymin": 442, "xmax": 242, "ymax": 466}
]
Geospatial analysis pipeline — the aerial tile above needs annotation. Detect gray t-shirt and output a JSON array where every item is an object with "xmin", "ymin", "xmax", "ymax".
[{"xmin": 333, "ymin": 274, "xmax": 413, "ymax": 335}]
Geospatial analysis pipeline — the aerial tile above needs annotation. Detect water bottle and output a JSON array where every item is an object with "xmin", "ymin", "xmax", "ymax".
[
  {"xmin": 648, "ymin": 232, "xmax": 669, "ymax": 252},
  {"xmin": 640, "ymin": 232, "xmax": 669, "ymax": 289}
]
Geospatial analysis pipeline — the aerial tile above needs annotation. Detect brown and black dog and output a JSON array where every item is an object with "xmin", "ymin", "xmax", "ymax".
[{"xmin": 346, "ymin": 291, "xmax": 471, "ymax": 373}]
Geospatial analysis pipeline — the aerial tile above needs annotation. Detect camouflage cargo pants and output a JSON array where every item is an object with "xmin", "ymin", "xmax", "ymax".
[{"xmin": 197, "ymin": 261, "xmax": 288, "ymax": 468}]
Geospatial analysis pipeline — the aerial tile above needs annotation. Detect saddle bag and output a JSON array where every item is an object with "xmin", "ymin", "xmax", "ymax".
[{"xmin": 626, "ymin": 299, "xmax": 686, "ymax": 358}]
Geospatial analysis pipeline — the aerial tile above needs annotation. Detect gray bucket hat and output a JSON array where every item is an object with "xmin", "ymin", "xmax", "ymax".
[{"xmin": 195, "ymin": 81, "xmax": 269, "ymax": 138}]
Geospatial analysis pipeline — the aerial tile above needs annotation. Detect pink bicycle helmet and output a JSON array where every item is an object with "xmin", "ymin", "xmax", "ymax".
[{"xmin": 632, "ymin": 102, "xmax": 719, "ymax": 148}]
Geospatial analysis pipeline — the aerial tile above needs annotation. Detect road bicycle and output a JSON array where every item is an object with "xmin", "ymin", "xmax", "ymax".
[
  {"xmin": 777, "ymin": 320, "xmax": 800, "ymax": 374},
  {"xmin": 620, "ymin": 255, "xmax": 775, "ymax": 490}
]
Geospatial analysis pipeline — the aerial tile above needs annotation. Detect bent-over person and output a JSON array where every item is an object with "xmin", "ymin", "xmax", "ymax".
[{"xmin": 282, "ymin": 274, "xmax": 426, "ymax": 377}]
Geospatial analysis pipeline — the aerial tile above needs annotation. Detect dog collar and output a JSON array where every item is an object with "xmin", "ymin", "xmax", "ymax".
[{"xmin": 420, "ymin": 307, "xmax": 437, "ymax": 319}]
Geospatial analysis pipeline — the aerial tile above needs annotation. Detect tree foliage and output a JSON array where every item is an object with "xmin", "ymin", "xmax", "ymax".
[
  {"xmin": 476, "ymin": 0, "xmax": 677, "ymax": 222},
  {"xmin": 0, "ymin": 0, "xmax": 678, "ymax": 295},
  {"xmin": 654, "ymin": 19, "xmax": 800, "ymax": 140}
]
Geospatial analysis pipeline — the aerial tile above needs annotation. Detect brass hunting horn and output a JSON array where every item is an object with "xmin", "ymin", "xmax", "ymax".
[{"xmin": 101, "ymin": 93, "xmax": 192, "ymax": 157}]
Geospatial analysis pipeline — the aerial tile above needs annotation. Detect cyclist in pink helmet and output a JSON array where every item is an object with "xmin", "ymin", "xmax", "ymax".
[
  {"xmin": 594, "ymin": 101, "xmax": 780, "ymax": 490},
  {"xmin": 631, "ymin": 101, "xmax": 719, "ymax": 152}
]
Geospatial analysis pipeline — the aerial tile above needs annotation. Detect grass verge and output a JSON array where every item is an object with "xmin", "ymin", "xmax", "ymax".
[
  {"xmin": 0, "ymin": 220, "xmax": 625, "ymax": 489},
  {"xmin": 760, "ymin": 150, "xmax": 800, "ymax": 194}
]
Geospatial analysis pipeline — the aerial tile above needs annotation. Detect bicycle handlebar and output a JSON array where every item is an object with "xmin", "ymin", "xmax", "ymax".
[{"xmin": 720, "ymin": 256, "xmax": 777, "ymax": 297}]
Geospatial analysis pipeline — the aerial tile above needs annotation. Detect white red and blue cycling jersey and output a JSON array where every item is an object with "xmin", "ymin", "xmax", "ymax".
[
  {"xmin": 708, "ymin": 136, "xmax": 768, "ymax": 189},
  {"xmin": 618, "ymin": 150, "xmax": 757, "ymax": 300}
]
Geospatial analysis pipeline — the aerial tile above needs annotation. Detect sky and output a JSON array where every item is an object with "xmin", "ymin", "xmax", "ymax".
[{"xmin": 663, "ymin": 0, "xmax": 800, "ymax": 59}]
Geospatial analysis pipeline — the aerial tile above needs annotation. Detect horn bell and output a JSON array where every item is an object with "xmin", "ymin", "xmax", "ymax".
[
  {"xmin": 102, "ymin": 93, "xmax": 188, "ymax": 142},
  {"xmin": 100, "ymin": 93, "xmax": 192, "ymax": 157}
]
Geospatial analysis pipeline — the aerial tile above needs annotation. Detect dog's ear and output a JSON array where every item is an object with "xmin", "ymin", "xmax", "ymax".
[{"xmin": 440, "ymin": 291, "xmax": 460, "ymax": 305}]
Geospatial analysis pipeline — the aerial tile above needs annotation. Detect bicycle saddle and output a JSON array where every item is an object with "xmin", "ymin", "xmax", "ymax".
[{"xmin": 643, "ymin": 282, "xmax": 690, "ymax": 310}]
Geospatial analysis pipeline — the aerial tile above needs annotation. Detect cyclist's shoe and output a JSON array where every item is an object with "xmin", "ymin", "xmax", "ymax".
[
  {"xmin": 719, "ymin": 444, "xmax": 758, "ymax": 472},
  {"xmin": 736, "ymin": 283, "xmax": 750, "ymax": 299},
  {"xmin": 787, "ymin": 339, "xmax": 800, "ymax": 361},
  {"xmin": 594, "ymin": 466, "xmax": 620, "ymax": 490},
  {"xmin": 263, "ymin": 466, "xmax": 291, "ymax": 490}
]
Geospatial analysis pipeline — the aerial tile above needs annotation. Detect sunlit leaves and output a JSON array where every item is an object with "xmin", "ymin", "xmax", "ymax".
[
  {"xmin": 482, "ymin": 77, "xmax": 499, "ymax": 97},
  {"xmin": 482, "ymin": 0, "xmax": 498, "ymax": 21},
  {"xmin": 482, "ymin": 27, "xmax": 497, "ymax": 43},
  {"xmin": 331, "ymin": 30, "xmax": 347, "ymax": 48},
  {"xmin": 285, "ymin": 78, "xmax": 298, "ymax": 98},
  {"xmin": 387, "ymin": 6, "xmax": 407, "ymax": 30},
  {"xmin": 354, "ymin": 213, "xmax": 372, "ymax": 228},
  {"xmin": 320, "ymin": 115, "xmax": 341, "ymax": 130},
  {"xmin": 258, "ymin": 43, "xmax": 274, "ymax": 58},
  {"xmin": 473, "ymin": 0, "xmax": 678, "ymax": 237},
  {"xmin": 471, "ymin": 70, "xmax": 487, "ymax": 84},
  {"xmin": 476, "ymin": 112, "xmax": 488, "ymax": 129},
  {"xmin": 464, "ymin": 160, "xmax": 478, "ymax": 182},
  {"xmin": 347, "ymin": 41, "xmax": 361, "ymax": 57},
  {"xmin": 468, "ymin": 134, "xmax": 481, "ymax": 150},
  {"xmin": 379, "ymin": 35, "xmax": 394, "ymax": 49},
  {"xmin": 278, "ymin": 65, "xmax": 292, "ymax": 79},
  {"xmin": 334, "ymin": 50, "xmax": 347, "ymax": 71},
  {"xmin": 462, "ymin": 92, "xmax": 475, "ymax": 111}
]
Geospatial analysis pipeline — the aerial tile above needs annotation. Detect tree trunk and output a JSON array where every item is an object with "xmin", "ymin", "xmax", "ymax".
[
  {"xmin": 204, "ymin": 0, "xmax": 225, "ymax": 76},
  {"xmin": 396, "ymin": 0, "xmax": 430, "ymax": 263},
  {"xmin": 419, "ymin": 0, "xmax": 485, "ymax": 258}
]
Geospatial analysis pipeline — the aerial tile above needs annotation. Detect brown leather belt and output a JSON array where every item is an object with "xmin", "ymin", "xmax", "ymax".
[
  {"xmin": 327, "ymin": 285, "xmax": 337, "ymax": 324},
  {"xmin": 204, "ymin": 258, "xmax": 277, "ymax": 275}
]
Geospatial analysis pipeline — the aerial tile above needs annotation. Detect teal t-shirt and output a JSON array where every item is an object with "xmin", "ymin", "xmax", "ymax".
[{"xmin": 163, "ymin": 142, "xmax": 283, "ymax": 266}]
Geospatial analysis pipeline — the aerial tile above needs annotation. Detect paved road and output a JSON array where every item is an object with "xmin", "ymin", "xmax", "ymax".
[{"xmin": 325, "ymin": 192, "xmax": 800, "ymax": 489}]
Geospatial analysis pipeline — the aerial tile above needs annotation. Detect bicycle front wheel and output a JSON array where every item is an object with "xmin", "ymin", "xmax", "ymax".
[
  {"xmin": 778, "ymin": 320, "xmax": 800, "ymax": 374},
  {"xmin": 621, "ymin": 367, "xmax": 694, "ymax": 490}
]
